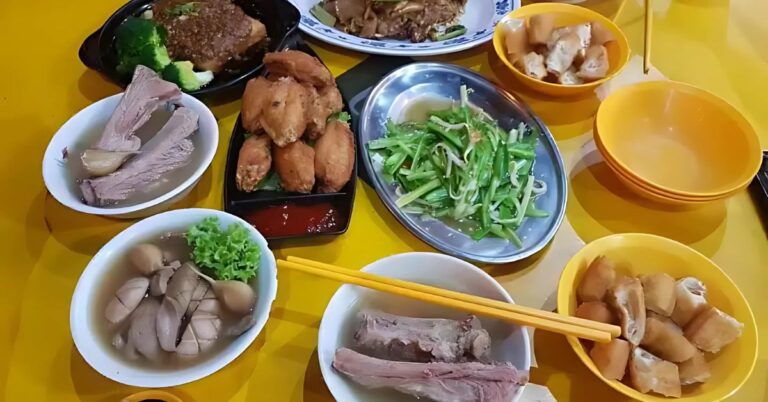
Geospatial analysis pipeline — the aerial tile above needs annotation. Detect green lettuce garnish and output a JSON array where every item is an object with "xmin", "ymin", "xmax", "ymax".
[{"xmin": 186, "ymin": 217, "xmax": 260, "ymax": 282}]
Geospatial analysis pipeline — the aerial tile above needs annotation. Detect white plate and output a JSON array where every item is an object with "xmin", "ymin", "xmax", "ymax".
[
  {"xmin": 318, "ymin": 252, "xmax": 531, "ymax": 402},
  {"xmin": 291, "ymin": 0, "xmax": 518, "ymax": 56}
]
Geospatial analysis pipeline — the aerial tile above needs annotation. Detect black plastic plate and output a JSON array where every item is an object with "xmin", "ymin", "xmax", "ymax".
[
  {"xmin": 749, "ymin": 151, "xmax": 768, "ymax": 224},
  {"xmin": 79, "ymin": 0, "xmax": 300, "ymax": 99},
  {"xmin": 223, "ymin": 39, "xmax": 357, "ymax": 241}
]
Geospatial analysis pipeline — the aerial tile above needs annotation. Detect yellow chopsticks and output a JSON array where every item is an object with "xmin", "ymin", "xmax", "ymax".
[{"xmin": 278, "ymin": 256, "xmax": 620, "ymax": 343}]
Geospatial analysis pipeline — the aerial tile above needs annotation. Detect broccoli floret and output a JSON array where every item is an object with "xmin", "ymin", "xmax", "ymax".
[
  {"xmin": 162, "ymin": 61, "xmax": 214, "ymax": 91},
  {"xmin": 115, "ymin": 17, "xmax": 171, "ymax": 75}
]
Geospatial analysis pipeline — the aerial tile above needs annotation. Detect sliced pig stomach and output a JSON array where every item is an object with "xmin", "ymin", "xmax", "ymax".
[{"xmin": 156, "ymin": 263, "xmax": 200, "ymax": 352}]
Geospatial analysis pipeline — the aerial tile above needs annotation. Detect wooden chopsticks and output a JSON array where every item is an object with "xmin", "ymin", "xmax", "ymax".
[{"xmin": 278, "ymin": 256, "xmax": 620, "ymax": 343}]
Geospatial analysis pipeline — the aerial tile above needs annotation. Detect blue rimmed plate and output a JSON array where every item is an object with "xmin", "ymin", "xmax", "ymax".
[{"xmin": 290, "ymin": 0, "xmax": 517, "ymax": 56}]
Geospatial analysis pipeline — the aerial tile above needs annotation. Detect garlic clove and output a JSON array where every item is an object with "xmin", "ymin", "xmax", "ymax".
[{"xmin": 80, "ymin": 149, "xmax": 136, "ymax": 176}]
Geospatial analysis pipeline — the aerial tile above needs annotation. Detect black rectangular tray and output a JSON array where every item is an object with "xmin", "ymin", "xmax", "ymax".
[
  {"xmin": 79, "ymin": 0, "xmax": 300, "ymax": 100},
  {"xmin": 749, "ymin": 151, "xmax": 768, "ymax": 225},
  {"xmin": 223, "ymin": 37, "xmax": 357, "ymax": 241}
]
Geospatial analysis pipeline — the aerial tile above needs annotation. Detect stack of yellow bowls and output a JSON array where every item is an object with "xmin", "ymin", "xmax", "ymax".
[{"xmin": 595, "ymin": 81, "xmax": 762, "ymax": 205}]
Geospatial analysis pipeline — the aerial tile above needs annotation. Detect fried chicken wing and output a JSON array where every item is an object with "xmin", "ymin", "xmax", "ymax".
[
  {"xmin": 264, "ymin": 50, "xmax": 335, "ymax": 88},
  {"xmin": 236, "ymin": 135, "xmax": 272, "ymax": 192},
  {"xmin": 241, "ymin": 76, "xmax": 271, "ymax": 133},
  {"xmin": 314, "ymin": 120, "xmax": 355, "ymax": 193},
  {"xmin": 306, "ymin": 84, "xmax": 343, "ymax": 138},
  {"xmin": 274, "ymin": 140, "xmax": 315, "ymax": 193},
  {"xmin": 260, "ymin": 77, "xmax": 310, "ymax": 147}
]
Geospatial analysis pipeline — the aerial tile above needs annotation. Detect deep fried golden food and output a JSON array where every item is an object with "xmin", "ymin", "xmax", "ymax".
[
  {"xmin": 314, "ymin": 120, "xmax": 355, "ymax": 193},
  {"xmin": 274, "ymin": 140, "xmax": 315, "ymax": 193},
  {"xmin": 305, "ymin": 84, "xmax": 343, "ymax": 139},
  {"xmin": 241, "ymin": 76, "xmax": 271, "ymax": 133},
  {"xmin": 236, "ymin": 135, "xmax": 272, "ymax": 192},
  {"xmin": 260, "ymin": 76, "xmax": 310, "ymax": 147},
  {"xmin": 264, "ymin": 50, "xmax": 334, "ymax": 88}
]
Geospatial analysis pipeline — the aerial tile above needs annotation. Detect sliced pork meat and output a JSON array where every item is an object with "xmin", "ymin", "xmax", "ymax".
[
  {"xmin": 93, "ymin": 66, "xmax": 181, "ymax": 152},
  {"xmin": 333, "ymin": 348, "xmax": 528, "ymax": 402},
  {"xmin": 80, "ymin": 107, "xmax": 198, "ymax": 206},
  {"xmin": 354, "ymin": 310, "xmax": 491, "ymax": 363}
]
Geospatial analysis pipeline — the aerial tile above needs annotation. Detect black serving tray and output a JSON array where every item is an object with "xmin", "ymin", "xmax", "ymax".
[
  {"xmin": 223, "ymin": 38, "xmax": 357, "ymax": 241},
  {"xmin": 79, "ymin": 0, "xmax": 300, "ymax": 99},
  {"xmin": 749, "ymin": 151, "xmax": 768, "ymax": 225}
]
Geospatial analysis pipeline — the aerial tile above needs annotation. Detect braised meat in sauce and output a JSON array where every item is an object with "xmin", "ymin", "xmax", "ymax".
[
  {"xmin": 153, "ymin": 0, "xmax": 267, "ymax": 72},
  {"xmin": 322, "ymin": 0, "xmax": 466, "ymax": 43}
]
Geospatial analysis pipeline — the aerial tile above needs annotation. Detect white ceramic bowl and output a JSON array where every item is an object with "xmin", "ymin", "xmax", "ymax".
[
  {"xmin": 318, "ymin": 252, "xmax": 532, "ymax": 402},
  {"xmin": 70, "ymin": 208, "xmax": 278, "ymax": 387},
  {"xmin": 42, "ymin": 93, "xmax": 218, "ymax": 218}
]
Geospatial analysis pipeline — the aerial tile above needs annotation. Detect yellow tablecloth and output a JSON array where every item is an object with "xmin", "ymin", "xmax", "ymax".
[{"xmin": 1, "ymin": 0, "xmax": 766, "ymax": 400}]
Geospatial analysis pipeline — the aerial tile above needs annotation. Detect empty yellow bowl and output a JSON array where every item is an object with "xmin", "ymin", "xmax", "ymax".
[
  {"xmin": 595, "ymin": 81, "xmax": 762, "ymax": 197},
  {"xmin": 557, "ymin": 233, "xmax": 758, "ymax": 402},
  {"xmin": 594, "ymin": 135, "xmax": 746, "ymax": 204},
  {"xmin": 492, "ymin": 3, "xmax": 630, "ymax": 97}
]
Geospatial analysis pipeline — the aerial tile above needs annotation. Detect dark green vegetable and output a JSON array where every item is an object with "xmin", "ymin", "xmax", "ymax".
[
  {"xmin": 115, "ymin": 17, "xmax": 171, "ymax": 75},
  {"xmin": 186, "ymin": 217, "xmax": 261, "ymax": 282}
]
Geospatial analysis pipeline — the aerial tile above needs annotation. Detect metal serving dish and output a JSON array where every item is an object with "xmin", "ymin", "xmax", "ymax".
[
  {"xmin": 359, "ymin": 62, "xmax": 567, "ymax": 264},
  {"xmin": 79, "ymin": 0, "xmax": 299, "ymax": 99}
]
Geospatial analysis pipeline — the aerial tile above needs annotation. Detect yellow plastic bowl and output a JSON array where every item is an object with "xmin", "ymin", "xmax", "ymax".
[
  {"xmin": 595, "ymin": 81, "xmax": 762, "ymax": 197},
  {"xmin": 594, "ymin": 135, "xmax": 746, "ymax": 204},
  {"xmin": 492, "ymin": 3, "xmax": 630, "ymax": 97},
  {"xmin": 557, "ymin": 234, "xmax": 758, "ymax": 402}
]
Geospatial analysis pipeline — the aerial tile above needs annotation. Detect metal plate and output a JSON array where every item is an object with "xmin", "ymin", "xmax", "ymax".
[{"xmin": 359, "ymin": 62, "xmax": 567, "ymax": 264}]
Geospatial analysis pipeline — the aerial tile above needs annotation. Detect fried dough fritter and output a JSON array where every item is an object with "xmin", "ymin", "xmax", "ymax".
[
  {"xmin": 274, "ymin": 140, "xmax": 315, "ymax": 193},
  {"xmin": 261, "ymin": 76, "xmax": 310, "ymax": 147},
  {"xmin": 305, "ymin": 84, "xmax": 343, "ymax": 139},
  {"xmin": 314, "ymin": 120, "xmax": 355, "ymax": 193},
  {"xmin": 236, "ymin": 135, "xmax": 272, "ymax": 192},
  {"xmin": 264, "ymin": 50, "xmax": 334, "ymax": 88},
  {"xmin": 241, "ymin": 76, "xmax": 271, "ymax": 133}
]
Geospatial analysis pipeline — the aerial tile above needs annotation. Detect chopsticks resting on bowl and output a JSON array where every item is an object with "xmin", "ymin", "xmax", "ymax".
[{"xmin": 278, "ymin": 256, "xmax": 620, "ymax": 343}]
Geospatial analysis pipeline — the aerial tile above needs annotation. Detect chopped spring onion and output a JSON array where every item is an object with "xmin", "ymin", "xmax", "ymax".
[
  {"xmin": 367, "ymin": 85, "xmax": 549, "ymax": 247},
  {"xmin": 431, "ymin": 25, "xmax": 467, "ymax": 41},
  {"xmin": 311, "ymin": 3, "xmax": 337, "ymax": 27}
]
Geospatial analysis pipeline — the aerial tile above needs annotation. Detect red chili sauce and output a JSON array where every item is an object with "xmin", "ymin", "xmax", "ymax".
[{"xmin": 246, "ymin": 202, "xmax": 340, "ymax": 238}]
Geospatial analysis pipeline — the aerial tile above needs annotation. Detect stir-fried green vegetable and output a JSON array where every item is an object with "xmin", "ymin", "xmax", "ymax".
[{"xmin": 368, "ymin": 85, "xmax": 549, "ymax": 246}]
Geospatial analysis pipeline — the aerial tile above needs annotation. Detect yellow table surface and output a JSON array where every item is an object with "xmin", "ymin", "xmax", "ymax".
[{"xmin": 1, "ymin": 0, "xmax": 766, "ymax": 400}]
